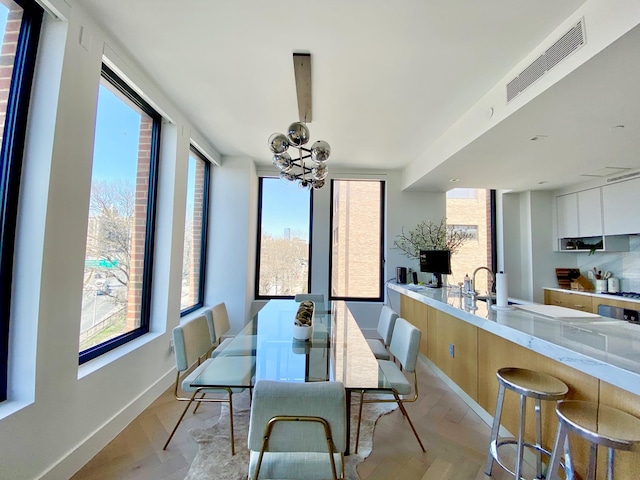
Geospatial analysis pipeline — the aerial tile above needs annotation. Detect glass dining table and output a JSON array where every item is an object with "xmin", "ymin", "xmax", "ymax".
[{"xmin": 190, "ymin": 299, "xmax": 393, "ymax": 455}]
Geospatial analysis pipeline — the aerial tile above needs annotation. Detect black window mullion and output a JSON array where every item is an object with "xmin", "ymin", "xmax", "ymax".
[{"xmin": 0, "ymin": 0, "xmax": 43, "ymax": 401}]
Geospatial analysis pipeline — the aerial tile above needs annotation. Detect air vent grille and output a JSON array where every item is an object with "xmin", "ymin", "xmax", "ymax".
[
  {"xmin": 606, "ymin": 171, "xmax": 640, "ymax": 183},
  {"xmin": 507, "ymin": 19, "xmax": 585, "ymax": 103}
]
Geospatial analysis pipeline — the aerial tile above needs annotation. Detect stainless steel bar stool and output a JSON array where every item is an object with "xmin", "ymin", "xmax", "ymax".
[
  {"xmin": 485, "ymin": 367, "xmax": 569, "ymax": 479},
  {"xmin": 547, "ymin": 400, "xmax": 640, "ymax": 480}
]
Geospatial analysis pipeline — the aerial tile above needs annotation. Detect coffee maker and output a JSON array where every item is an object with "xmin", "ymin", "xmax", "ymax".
[{"xmin": 396, "ymin": 267, "xmax": 407, "ymax": 284}]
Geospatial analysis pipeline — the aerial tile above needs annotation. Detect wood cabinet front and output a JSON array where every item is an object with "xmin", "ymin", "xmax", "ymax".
[
  {"xmin": 433, "ymin": 310, "xmax": 478, "ymax": 400},
  {"xmin": 544, "ymin": 289, "xmax": 594, "ymax": 312}
]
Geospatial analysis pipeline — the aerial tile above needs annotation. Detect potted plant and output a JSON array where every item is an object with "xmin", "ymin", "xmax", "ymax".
[{"xmin": 393, "ymin": 217, "xmax": 472, "ymax": 259}]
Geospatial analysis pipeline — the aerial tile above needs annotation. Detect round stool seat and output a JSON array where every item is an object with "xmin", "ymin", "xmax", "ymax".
[
  {"xmin": 497, "ymin": 367, "xmax": 569, "ymax": 400},
  {"xmin": 556, "ymin": 401, "xmax": 640, "ymax": 451}
]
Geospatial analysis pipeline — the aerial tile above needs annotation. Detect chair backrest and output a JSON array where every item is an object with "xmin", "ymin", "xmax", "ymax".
[
  {"xmin": 172, "ymin": 314, "xmax": 212, "ymax": 373},
  {"xmin": 294, "ymin": 293, "xmax": 325, "ymax": 304},
  {"xmin": 376, "ymin": 305, "xmax": 399, "ymax": 346},
  {"xmin": 388, "ymin": 317, "xmax": 421, "ymax": 373},
  {"xmin": 248, "ymin": 380, "xmax": 347, "ymax": 453},
  {"xmin": 206, "ymin": 302, "xmax": 230, "ymax": 345}
]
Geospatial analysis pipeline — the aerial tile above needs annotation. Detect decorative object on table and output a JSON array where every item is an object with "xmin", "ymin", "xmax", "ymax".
[
  {"xmin": 185, "ymin": 390, "xmax": 397, "ymax": 480},
  {"xmin": 293, "ymin": 300, "xmax": 314, "ymax": 340},
  {"xmin": 393, "ymin": 217, "xmax": 473, "ymax": 259}
]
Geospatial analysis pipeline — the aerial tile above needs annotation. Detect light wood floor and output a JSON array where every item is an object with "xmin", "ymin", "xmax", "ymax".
[{"xmin": 72, "ymin": 360, "xmax": 518, "ymax": 480}]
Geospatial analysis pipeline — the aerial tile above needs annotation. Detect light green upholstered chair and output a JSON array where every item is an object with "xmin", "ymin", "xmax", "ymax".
[
  {"xmin": 205, "ymin": 302, "xmax": 255, "ymax": 356},
  {"xmin": 365, "ymin": 305, "xmax": 399, "ymax": 360},
  {"xmin": 355, "ymin": 317, "xmax": 425, "ymax": 454},
  {"xmin": 294, "ymin": 293, "xmax": 325, "ymax": 303},
  {"xmin": 248, "ymin": 380, "xmax": 347, "ymax": 480},
  {"xmin": 163, "ymin": 314, "xmax": 255, "ymax": 454}
]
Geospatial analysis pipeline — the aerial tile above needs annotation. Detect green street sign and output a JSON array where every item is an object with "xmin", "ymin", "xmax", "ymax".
[{"xmin": 85, "ymin": 259, "xmax": 119, "ymax": 269}]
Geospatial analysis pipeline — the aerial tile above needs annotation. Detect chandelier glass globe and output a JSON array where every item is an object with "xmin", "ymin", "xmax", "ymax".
[
  {"xmin": 310, "ymin": 140, "xmax": 330, "ymax": 164},
  {"xmin": 268, "ymin": 133, "xmax": 289, "ymax": 154},
  {"xmin": 286, "ymin": 122, "xmax": 310, "ymax": 147}
]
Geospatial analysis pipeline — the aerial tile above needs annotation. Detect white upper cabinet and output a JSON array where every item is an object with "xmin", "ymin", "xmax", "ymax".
[
  {"xmin": 556, "ymin": 193, "xmax": 579, "ymax": 238},
  {"xmin": 577, "ymin": 188, "xmax": 603, "ymax": 237},
  {"xmin": 602, "ymin": 177, "xmax": 640, "ymax": 235}
]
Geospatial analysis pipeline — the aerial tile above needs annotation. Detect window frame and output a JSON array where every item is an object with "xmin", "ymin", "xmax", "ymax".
[
  {"xmin": 0, "ymin": 0, "xmax": 43, "ymax": 401},
  {"xmin": 180, "ymin": 146, "xmax": 210, "ymax": 316},
  {"xmin": 254, "ymin": 176, "xmax": 313, "ymax": 300},
  {"xmin": 328, "ymin": 178, "xmax": 385, "ymax": 302},
  {"xmin": 79, "ymin": 64, "xmax": 162, "ymax": 364}
]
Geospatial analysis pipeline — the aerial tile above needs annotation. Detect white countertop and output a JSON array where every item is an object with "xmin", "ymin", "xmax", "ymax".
[
  {"xmin": 543, "ymin": 287, "xmax": 640, "ymax": 305},
  {"xmin": 389, "ymin": 282, "xmax": 640, "ymax": 397}
]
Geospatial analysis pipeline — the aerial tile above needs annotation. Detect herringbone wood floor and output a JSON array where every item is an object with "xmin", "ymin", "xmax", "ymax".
[{"xmin": 72, "ymin": 360, "xmax": 516, "ymax": 480}]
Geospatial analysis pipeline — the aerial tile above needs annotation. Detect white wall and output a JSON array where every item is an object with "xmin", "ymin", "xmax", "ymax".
[
  {"xmin": 207, "ymin": 156, "xmax": 258, "ymax": 333},
  {"xmin": 500, "ymin": 190, "xmax": 567, "ymax": 303}
]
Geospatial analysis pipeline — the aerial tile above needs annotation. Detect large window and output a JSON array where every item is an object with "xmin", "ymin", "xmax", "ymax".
[
  {"xmin": 330, "ymin": 179, "xmax": 384, "ymax": 301},
  {"xmin": 0, "ymin": 0, "xmax": 42, "ymax": 401},
  {"xmin": 79, "ymin": 64, "xmax": 161, "ymax": 364},
  {"xmin": 180, "ymin": 147, "xmax": 210, "ymax": 315},
  {"xmin": 446, "ymin": 188, "xmax": 496, "ymax": 291},
  {"xmin": 256, "ymin": 177, "xmax": 311, "ymax": 298}
]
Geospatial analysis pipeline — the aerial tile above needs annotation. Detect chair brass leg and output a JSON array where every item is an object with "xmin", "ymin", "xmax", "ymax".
[
  {"xmin": 355, "ymin": 390, "xmax": 365, "ymax": 454},
  {"xmin": 192, "ymin": 392, "xmax": 206, "ymax": 414},
  {"xmin": 228, "ymin": 391, "xmax": 235, "ymax": 455},
  {"xmin": 163, "ymin": 390, "xmax": 199, "ymax": 450},
  {"xmin": 393, "ymin": 391, "xmax": 426, "ymax": 452}
]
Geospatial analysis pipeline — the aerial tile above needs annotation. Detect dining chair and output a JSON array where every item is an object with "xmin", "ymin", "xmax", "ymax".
[
  {"xmin": 163, "ymin": 314, "xmax": 255, "ymax": 454},
  {"xmin": 205, "ymin": 302, "xmax": 254, "ymax": 356},
  {"xmin": 248, "ymin": 380, "xmax": 347, "ymax": 480},
  {"xmin": 294, "ymin": 293, "xmax": 327, "ymax": 314},
  {"xmin": 365, "ymin": 305, "xmax": 399, "ymax": 360},
  {"xmin": 354, "ymin": 317, "xmax": 426, "ymax": 453}
]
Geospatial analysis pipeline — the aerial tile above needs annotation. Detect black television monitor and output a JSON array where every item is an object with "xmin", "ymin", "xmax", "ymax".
[{"xmin": 419, "ymin": 250, "xmax": 451, "ymax": 288}]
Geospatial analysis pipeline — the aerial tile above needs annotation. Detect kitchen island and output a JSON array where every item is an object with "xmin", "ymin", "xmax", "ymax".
[{"xmin": 388, "ymin": 282, "xmax": 640, "ymax": 477}]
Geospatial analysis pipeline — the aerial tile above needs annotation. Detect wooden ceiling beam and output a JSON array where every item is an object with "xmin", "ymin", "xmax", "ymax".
[{"xmin": 293, "ymin": 53, "xmax": 312, "ymax": 123}]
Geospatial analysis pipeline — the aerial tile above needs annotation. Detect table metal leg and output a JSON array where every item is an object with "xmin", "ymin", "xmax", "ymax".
[{"xmin": 345, "ymin": 389, "xmax": 351, "ymax": 456}]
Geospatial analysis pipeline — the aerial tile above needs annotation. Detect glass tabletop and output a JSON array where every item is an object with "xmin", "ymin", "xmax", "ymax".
[{"xmin": 190, "ymin": 299, "xmax": 392, "ymax": 391}]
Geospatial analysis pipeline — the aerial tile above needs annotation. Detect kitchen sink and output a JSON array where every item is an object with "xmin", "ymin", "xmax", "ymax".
[{"xmin": 477, "ymin": 295, "xmax": 517, "ymax": 306}]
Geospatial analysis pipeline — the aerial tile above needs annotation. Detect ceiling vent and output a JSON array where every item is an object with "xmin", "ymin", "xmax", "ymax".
[
  {"xmin": 606, "ymin": 170, "xmax": 640, "ymax": 183},
  {"xmin": 507, "ymin": 18, "xmax": 585, "ymax": 103}
]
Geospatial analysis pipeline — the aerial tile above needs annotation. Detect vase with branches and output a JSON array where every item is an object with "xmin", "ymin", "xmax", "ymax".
[{"xmin": 393, "ymin": 218, "xmax": 473, "ymax": 259}]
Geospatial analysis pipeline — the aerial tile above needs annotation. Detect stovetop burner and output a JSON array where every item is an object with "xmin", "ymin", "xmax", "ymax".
[{"xmin": 602, "ymin": 291, "xmax": 640, "ymax": 299}]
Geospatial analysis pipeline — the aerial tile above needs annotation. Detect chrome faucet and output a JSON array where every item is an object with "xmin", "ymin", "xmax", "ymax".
[{"xmin": 471, "ymin": 266, "xmax": 495, "ymax": 303}]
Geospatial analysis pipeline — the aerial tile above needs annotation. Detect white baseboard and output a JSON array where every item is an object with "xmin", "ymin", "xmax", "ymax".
[{"xmin": 40, "ymin": 369, "xmax": 175, "ymax": 480}]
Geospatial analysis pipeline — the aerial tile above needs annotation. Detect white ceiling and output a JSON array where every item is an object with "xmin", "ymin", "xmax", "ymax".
[{"xmin": 72, "ymin": 0, "xmax": 640, "ymax": 192}]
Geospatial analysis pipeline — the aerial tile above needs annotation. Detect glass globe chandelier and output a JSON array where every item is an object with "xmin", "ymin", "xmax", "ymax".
[{"xmin": 268, "ymin": 121, "xmax": 330, "ymax": 190}]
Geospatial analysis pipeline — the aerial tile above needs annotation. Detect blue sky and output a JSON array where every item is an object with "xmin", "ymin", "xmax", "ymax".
[
  {"xmin": 261, "ymin": 178, "xmax": 310, "ymax": 240},
  {"xmin": 92, "ymin": 84, "xmax": 141, "ymax": 181},
  {"xmin": 0, "ymin": 7, "xmax": 7, "ymax": 34}
]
